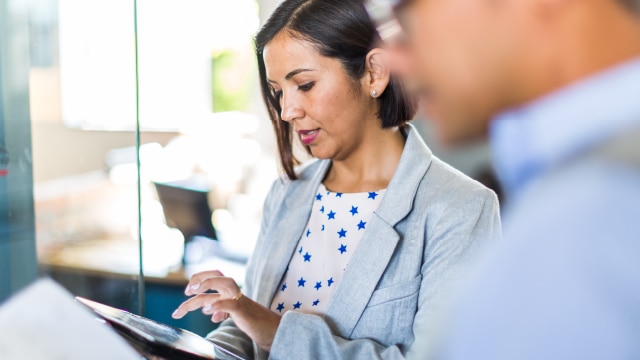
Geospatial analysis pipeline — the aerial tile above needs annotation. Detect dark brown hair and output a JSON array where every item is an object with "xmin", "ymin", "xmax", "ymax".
[
  {"xmin": 618, "ymin": 0, "xmax": 640, "ymax": 12},
  {"xmin": 255, "ymin": 0, "xmax": 417, "ymax": 180}
]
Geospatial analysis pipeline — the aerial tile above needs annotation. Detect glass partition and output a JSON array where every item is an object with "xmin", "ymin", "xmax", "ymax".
[
  {"xmin": 30, "ymin": 0, "xmax": 145, "ymax": 317},
  {"xmin": 2, "ymin": 0, "xmax": 277, "ymax": 339}
]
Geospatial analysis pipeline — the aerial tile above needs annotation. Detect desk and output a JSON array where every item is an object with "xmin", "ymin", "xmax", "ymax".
[
  {"xmin": 38, "ymin": 237, "xmax": 247, "ymax": 337},
  {"xmin": 38, "ymin": 237, "xmax": 247, "ymax": 285}
]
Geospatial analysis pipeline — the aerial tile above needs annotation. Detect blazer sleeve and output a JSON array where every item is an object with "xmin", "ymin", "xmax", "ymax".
[
  {"xmin": 268, "ymin": 188, "xmax": 502, "ymax": 359},
  {"xmin": 206, "ymin": 178, "xmax": 286, "ymax": 359}
]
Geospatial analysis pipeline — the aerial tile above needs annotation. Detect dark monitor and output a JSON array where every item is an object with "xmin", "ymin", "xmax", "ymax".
[{"xmin": 153, "ymin": 180, "xmax": 217, "ymax": 242}]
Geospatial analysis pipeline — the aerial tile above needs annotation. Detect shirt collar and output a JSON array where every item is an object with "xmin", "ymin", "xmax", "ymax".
[{"xmin": 490, "ymin": 56, "xmax": 640, "ymax": 194}]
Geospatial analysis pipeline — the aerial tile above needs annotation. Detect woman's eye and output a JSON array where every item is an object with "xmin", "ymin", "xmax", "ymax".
[
  {"xmin": 298, "ymin": 82, "xmax": 315, "ymax": 92},
  {"xmin": 272, "ymin": 89, "xmax": 283, "ymax": 100}
]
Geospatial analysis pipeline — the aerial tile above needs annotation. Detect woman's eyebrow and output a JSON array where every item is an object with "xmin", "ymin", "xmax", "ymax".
[
  {"xmin": 267, "ymin": 68, "xmax": 316, "ymax": 84},
  {"xmin": 285, "ymin": 68, "xmax": 315, "ymax": 80}
]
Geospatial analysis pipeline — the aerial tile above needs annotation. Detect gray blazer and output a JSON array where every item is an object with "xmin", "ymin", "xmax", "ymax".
[{"xmin": 208, "ymin": 124, "xmax": 501, "ymax": 359}]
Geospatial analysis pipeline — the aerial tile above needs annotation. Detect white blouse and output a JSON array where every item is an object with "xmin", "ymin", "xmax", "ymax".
[{"xmin": 270, "ymin": 183, "xmax": 386, "ymax": 316}]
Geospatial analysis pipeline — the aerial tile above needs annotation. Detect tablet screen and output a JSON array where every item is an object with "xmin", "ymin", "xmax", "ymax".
[{"xmin": 75, "ymin": 296, "xmax": 245, "ymax": 360}]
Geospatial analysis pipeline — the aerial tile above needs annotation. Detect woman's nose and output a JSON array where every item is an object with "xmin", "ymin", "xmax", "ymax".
[{"xmin": 280, "ymin": 92, "xmax": 303, "ymax": 122}]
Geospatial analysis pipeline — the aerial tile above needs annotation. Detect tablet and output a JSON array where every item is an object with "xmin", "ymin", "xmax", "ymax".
[{"xmin": 75, "ymin": 296, "xmax": 245, "ymax": 360}]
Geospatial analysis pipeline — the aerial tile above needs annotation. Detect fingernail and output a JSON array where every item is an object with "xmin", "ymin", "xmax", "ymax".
[
  {"xmin": 190, "ymin": 283, "xmax": 200, "ymax": 291},
  {"xmin": 203, "ymin": 304, "xmax": 212, "ymax": 313},
  {"xmin": 171, "ymin": 310, "xmax": 181, "ymax": 319}
]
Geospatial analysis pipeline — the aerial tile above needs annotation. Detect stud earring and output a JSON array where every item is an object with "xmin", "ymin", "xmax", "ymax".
[{"xmin": 371, "ymin": 89, "xmax": 378, "ymax": 98}]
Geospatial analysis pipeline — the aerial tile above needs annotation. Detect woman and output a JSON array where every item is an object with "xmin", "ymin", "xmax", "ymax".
[{"xmin": 172, "ymin": 0, "xmax": 501, "ymax": 358}]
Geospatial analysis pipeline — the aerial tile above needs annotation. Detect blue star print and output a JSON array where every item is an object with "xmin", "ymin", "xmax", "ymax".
[
  {"xmin": 338, "ymin": 244, "xmax": 347, "ymax": 254},
  {"xmin": 357, "ymin": 220, "xmax": 366, "ymax": 230},
  {"xmin": 271, "ymin": 183, "xmax": 385, "ymax": 316}
]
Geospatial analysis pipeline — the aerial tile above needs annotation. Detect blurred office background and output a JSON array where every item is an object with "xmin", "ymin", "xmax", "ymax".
[{"xmin": 0, "ymin": 0, "xmax": 497, "ymax": 336}]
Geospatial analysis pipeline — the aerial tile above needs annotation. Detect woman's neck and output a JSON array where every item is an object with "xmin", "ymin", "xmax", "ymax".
[{"xmin": 323, "ymin": 125, "xmax": 406, "ymax": 193}]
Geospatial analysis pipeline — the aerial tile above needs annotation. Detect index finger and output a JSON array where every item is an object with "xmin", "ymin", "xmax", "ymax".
[
  {"xmin": 185, "ymin": 270, "xmax": 224, "ymax": 295},
  {"xmin": 171, "ymin": 293, "xmax": 220, "ymax": 319}
]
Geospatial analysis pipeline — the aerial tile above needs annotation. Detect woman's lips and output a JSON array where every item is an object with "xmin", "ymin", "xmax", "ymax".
[{"xmin": 298, "ymin": 129, "xmax": 320, "ymax": 145}]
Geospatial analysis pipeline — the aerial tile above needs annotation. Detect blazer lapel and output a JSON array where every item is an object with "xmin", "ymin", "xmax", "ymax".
[
  {"xmin": 253, "ymin": 160, "xmax": 332, "ymax": 307},
  {"xmin": 322, "ymin": 214, "xmax": 400, "ymax": 337},
  {"xmin": 323, "ymin": 124, "xmax": 433, "ymax": 337}
]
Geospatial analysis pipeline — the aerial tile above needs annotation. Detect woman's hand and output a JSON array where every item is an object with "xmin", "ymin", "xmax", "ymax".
[{"xmin": 171, "ymin": 270, "xmax": 281, "ymax": 352}]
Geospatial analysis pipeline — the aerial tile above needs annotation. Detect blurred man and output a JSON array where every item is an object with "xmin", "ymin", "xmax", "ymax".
[{"xmin": 366, "ymin": 0, "xmax": 640, "ymax": 358}]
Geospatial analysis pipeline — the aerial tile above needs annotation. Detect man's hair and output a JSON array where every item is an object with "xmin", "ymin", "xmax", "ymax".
[{"xmin": 619, "ymin": 0, "xmax": 640, "ymax": 12}]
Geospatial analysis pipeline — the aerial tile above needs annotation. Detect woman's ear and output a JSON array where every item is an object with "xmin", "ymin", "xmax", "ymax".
[{"xmin": 365, "ymin": 48, "xmax": 391, "ymax": 98}]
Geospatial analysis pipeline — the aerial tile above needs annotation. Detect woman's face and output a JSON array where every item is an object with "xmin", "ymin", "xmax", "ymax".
[{"xmin": 263, "ymin": 31, "xmax": 379, "ymax": 161}]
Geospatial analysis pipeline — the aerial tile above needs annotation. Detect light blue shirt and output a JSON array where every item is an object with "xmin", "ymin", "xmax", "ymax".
[
  {"xmin": 491, "ymin": 57, "xmax": 640, "ymax": 194},
  {"xmin": 428, "ymin": 57, "xmax": 640, "ymax": 359}
]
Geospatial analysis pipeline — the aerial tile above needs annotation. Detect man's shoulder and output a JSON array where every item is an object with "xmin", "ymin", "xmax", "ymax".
[
  {"xmin": 432, "ymin": 155, "xmax": 640, "ymax": 360},
  {"xmin": 509, "ymin": 124, "xmax": 640, "ymax": 222},
  {"xmin": 506, "ymin": 154, "xmax": 640, "ymax": 241}
]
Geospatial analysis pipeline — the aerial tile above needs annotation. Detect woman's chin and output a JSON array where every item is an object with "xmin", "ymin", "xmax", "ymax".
[{"xmin": 309, "ymin": 147, "xmax": 333, "ymax": 161}]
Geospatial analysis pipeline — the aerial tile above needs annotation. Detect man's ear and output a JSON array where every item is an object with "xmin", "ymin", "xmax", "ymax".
[{"xmin": 365, "ymin": 48, "xmax": 391, "ymax": 97}]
